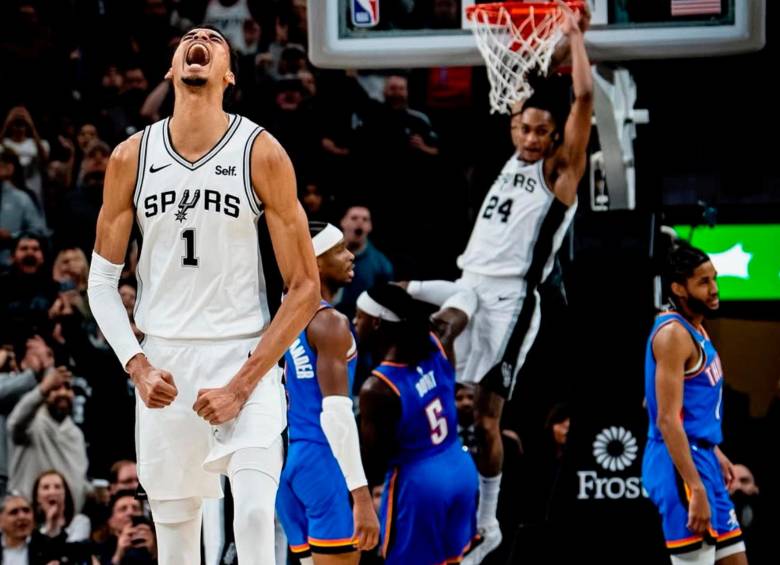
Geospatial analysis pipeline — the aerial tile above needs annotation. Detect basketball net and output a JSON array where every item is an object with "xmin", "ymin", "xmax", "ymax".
[{"xmin": 468, "ymin": 2, "xmax": 573, "ymax": 114}]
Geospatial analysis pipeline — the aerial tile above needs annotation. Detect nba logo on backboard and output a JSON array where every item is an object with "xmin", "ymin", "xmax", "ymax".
[{"xmin": 352, "ymin": 0, "xmax": 379, "ymax": 28}]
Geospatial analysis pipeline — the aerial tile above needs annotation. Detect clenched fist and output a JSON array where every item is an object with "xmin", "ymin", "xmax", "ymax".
[{"xmin": 127, "ymin": 354, "xmax": 177, "ymax": 408}]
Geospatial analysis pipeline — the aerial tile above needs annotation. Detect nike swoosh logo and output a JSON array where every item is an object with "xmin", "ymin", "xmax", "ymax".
[
  {"xmin": 149, "ymin": 163, "xmax": 171, "ymax": 173},
  {"xmin": 497, "ymin": 296, "xmax": 510, "ymax": 301}
]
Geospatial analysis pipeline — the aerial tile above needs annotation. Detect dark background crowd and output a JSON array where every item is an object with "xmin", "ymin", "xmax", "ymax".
[{"xmin": 0, "ymin": 1, "xmax": 778, "ymax": 564}]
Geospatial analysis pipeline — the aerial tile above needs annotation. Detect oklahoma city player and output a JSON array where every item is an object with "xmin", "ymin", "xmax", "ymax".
[
  {"xmin": 643, "ymin": 243, "xmax": 747, "ymax": 565},
  {"xmin": 277, "ymin": 222, "xmax": 379, "ymax": 564},
  {"xmin": 357, "ymin": 284, "xmax": 478, "ymax": 565},
  {"xmin": 88, "ymin": 25, "xmax": 320, "ymax": 565}
]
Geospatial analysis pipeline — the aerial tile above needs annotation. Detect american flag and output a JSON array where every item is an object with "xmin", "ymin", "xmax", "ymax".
[{"xmin": 671, "ymin": 0, "xmax": 722, "ymax": 17}]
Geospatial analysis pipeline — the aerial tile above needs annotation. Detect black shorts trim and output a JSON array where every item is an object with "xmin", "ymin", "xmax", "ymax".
[
  {"xmin": 309, "ymin": 543, "xmax": 358, "ymax": 555},
  {"xmin": 668, "ymin": 539, "xmax": 707, "ymax": 555},
  {"xmin": 715, "ymin": 533, "xmax": 744, "ymax": 550}
]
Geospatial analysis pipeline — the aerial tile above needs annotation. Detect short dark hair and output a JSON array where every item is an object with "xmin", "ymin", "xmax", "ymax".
[
  {"xmin": 519, "ymin": 70, "xmax": 571, "ymax": 135},
  {"xmin": 0, "ymin": 493, "xmax": 31, "ymax": 514},
  {"xmin": 308, "ymin": 220, "xmax": 328, "ymax": 238},
  {"xmin": 366, "ymin": 283, "xmax": 435, "ymax": 366},
  {"xmin": 0, "ymin": 147, "xmax": 18, "ymax": 166},
  {"xmin": 109, "ymin": 489, "xmax": 138, "ymax": 512},
  {"xmin": 662, "ymin": 241, "xmax": 710, "ymax": 300},
  {"xmin": 0, "ymin": 146, "xmax": 26, "ymax": 189},
  {"xmin": 545, "ymin": 402, "xmax": 570, "ymax": 430},
  {"xmin": 12, "ymin": 231, "xmax": 45, "ymax": 253},
  {"xmin": 109, "ymin": 460, "xmax": 136, "ymax": 484},
  {"xmin": 340, "ymin": 203, "xmax": 371, "ymax": 220}
]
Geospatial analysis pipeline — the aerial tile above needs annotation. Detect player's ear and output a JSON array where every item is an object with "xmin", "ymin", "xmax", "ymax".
[
  {"xmin": 670, "ymin": 281, "xmax": 686, "ymax": 301},
  {"xmin": 225, "ymin": 71, "xmax": 236, "ymax": 86},
  {"xmin": 164, "ymin": 67, "xmax": 173, "ymax": 81}
]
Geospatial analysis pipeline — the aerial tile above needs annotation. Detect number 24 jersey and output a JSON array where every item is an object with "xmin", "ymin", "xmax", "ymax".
[{"xmin": 457, "ymin": 155, "xmax": 577, "ymax": 281}]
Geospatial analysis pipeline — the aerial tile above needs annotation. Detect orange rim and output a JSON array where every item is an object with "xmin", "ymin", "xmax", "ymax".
[{"xmin": 466, "ymin": 1, "xmax": 584, "ymax": 24}]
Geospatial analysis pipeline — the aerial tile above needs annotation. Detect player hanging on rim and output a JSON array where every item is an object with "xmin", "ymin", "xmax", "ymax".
[
  {"xmin": 88, "ymin": 25, "xmax": 320, "ymax": 565},
  {"xmin": 356, "ymin": 283, "xmax": 479, "ymax": 565},
  {"xmin": 404, "ymin": 3, "xmax": 592, "ymax": 562},
  {"xmin": 277, "ymin": 221, "xmax": 380, "ymax": 564},
  {"xmin": 643, "ymin": 242, "xmax": 747, "ymax": 565}
]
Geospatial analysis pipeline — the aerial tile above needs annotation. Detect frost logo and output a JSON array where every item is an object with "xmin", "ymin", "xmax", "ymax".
[
  {"xmin": 578, "ymin": 426, "xmax": 645, "ymax": 500},
  {"xmin": 593, "ymin": 426, "xmax": 638, "ymax": 472}
]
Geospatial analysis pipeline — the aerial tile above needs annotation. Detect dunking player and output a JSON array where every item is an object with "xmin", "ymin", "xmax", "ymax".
[
  {"xmin": 357, "ymin": 284, "xmax": 478, "ymax": 565},
  {"xmin": 643, "ymin": 243, "xmax": 747, "ymax": 565},
  {"xmin": 87, "ymin": 26, "xmax": 320, "ymax": 564},
  {"xmin": 277, "ymin": 221, "xmax": 379, "ymax": 564},
  {"xmin": 405, "ymin": 5, "xmax": 593, "ymax": 561}
]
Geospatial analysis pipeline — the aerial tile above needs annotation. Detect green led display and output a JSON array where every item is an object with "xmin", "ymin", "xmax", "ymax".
[{"xmin": 673, "ymin": 225, "xmax": 780, "ymax": 301}]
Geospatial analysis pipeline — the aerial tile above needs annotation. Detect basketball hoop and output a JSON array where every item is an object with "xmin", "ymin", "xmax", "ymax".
[{"xmin": 467, "ymin": 1, "xmax": 584, "ymax": 114}]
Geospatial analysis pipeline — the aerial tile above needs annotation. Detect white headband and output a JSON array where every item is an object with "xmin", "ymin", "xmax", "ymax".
[
  {"xmin": 356, "ymin": 291, "xmax": 401, "ymax": 322},
  {"xmin": 312, "ymin": 224, "xmax": 344, "ymax": 257}
]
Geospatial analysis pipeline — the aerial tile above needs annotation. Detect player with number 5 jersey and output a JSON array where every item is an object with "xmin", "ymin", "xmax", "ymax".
[{"xmin": 356, "ymin": 284, "xmax": 478, "ymax": 565}]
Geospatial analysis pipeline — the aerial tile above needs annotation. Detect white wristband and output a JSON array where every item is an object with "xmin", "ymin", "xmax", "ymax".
[
  {"xmin": 320, "ymin": 395, "xmax": 368, "ymax": 492},
  {"xmin": 87, "ymin": 252, "xmax": 144, "ymax": 370},
  {"xmin": 441, "ymin": 289, "xmax": 478, "ymax": 320},
  {"xmin": 407, "ymin": 280, "xmax": 478, "ymax": 319}
]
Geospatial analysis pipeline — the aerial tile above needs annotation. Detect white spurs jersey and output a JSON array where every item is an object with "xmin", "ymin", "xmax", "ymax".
[
  {"xmin": 457, "ymin": 155, "xmax": 577, "ymax": 282},
  {"xmin": 133, "ymin": 114, "xmax": 275, "ymax": 340}
]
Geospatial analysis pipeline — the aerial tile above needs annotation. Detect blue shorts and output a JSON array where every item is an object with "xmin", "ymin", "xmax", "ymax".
[
  {"xmin": 642, "ymin": 438, "xmax": 743, "ymax": 554},
  {"xmin": 380, "ymin": 442, "xmax": 478, "ymax": 565},
  {"xmin": 276, "ymin": 441, "xmax": 356, "ymax": 557}
]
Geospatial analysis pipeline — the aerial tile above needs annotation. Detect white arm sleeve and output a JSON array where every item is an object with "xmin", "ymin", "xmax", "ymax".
[
  {"xmin": 407, "ymin": 280, "xmax": 478, "ymax": 319},
  {"xmin": 320, "ymin": 395, "xmax": 368, "ymax": 492},
  {"xmin": 87, "ymin": 252, "xmax": 144, "ymax": 370}
]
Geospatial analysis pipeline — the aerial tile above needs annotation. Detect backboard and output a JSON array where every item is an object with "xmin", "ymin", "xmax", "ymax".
[{"xmin": 308, "ymin": 0, "xmax": 765, "ymax": 69}]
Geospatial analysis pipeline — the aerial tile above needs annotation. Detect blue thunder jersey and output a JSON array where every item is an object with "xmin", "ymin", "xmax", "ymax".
[
  {"xmin": 645, "ymin": 311, "xmax": 725, "ymax": 445},
  {"xmin": 283, "ymin": 301, "xmax": 357, "ymax": 444},
  {"xmin": 371, "ymin": 336, "xmax": 459, "ymax": 466}
]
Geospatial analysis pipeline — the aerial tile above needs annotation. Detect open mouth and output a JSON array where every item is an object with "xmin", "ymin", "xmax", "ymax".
[{"xmin": 185, "ymin": 43, "xmax": 210, "ymax": 67}]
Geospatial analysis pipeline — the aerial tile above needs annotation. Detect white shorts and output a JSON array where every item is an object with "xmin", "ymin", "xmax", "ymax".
[
  {"xmin": 453, "ymin": 271, "xmax": 541, "ymax": 399},
  {"xmin": 136, "ymin": 335, "xmax": 286, "ymax": 501}
]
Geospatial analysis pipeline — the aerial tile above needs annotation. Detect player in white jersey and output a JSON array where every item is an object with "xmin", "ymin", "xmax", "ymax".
[
  {"xmin": 87, "ymin": 25, "xmax": 320, "ymax": 565},
  {"xmin": 406, "ymin": 5, "xmax": 593, "ymax": 563}
]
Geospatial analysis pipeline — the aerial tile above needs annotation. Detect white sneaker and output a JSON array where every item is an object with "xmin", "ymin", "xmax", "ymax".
[{"xmin": 462, "ymin": 523, "xmax": 502, "ymax": 565}]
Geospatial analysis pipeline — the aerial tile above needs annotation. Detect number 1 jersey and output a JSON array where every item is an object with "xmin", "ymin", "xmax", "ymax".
[
  {"xmin": 457, "ymin": 155, "xmax": 577, "ymax": 282},
  {"xmin": 133, "ymin": 114, "xmax": 274, "ymax": 340}
]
